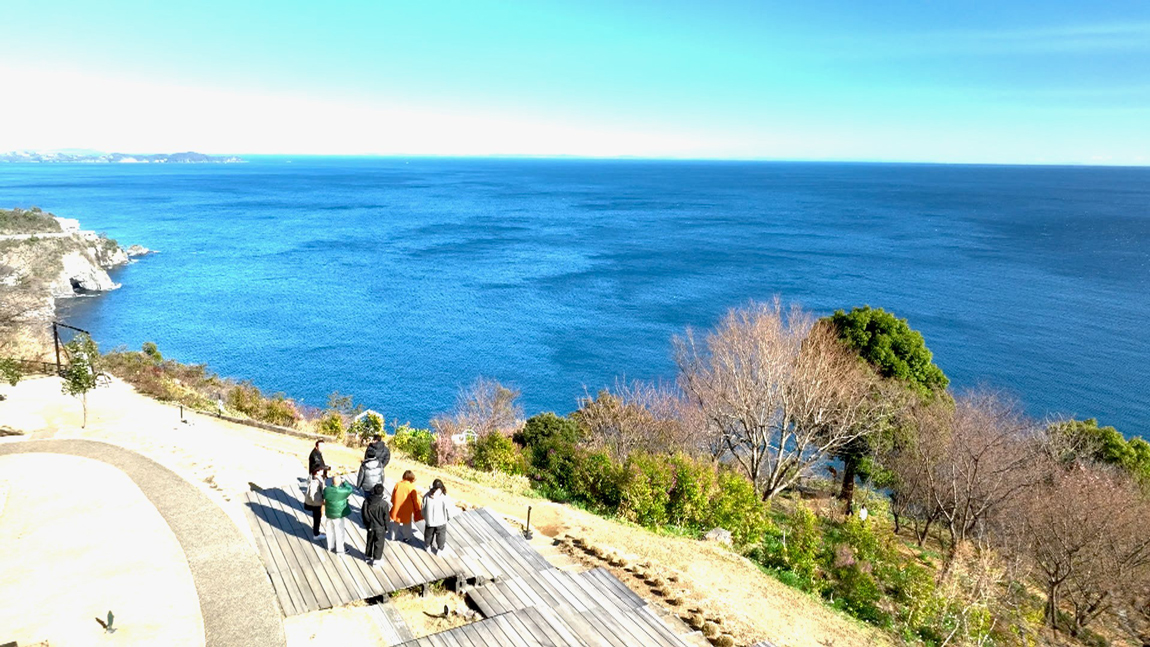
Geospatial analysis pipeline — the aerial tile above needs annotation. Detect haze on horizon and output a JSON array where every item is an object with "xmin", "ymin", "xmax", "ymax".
[{"xmin": 1, "ymin": 1, "xmax": 1148, "ymax": 165}]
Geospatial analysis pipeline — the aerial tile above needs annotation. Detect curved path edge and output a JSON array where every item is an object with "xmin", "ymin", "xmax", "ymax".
[{"xmin": 0, "ymin": 439, "xmax": 286, "ymax": 647}]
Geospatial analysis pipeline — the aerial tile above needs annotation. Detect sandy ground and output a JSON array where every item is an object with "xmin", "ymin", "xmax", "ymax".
[
  {"xmin": 0, "ymin": 375, "xmax": 890, "ymax": 647},
  {"xmin": 0, "ymin": 453, "xmax": 204, "ymax": 646}
]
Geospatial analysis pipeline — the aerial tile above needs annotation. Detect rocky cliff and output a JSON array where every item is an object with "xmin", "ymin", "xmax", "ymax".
[{"xmin": 0, "ymin": 208, "xmax": 139, "ymax": 359}]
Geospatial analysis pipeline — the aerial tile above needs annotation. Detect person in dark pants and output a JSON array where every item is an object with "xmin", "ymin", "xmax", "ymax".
[
  {"xmin": 356, "ymin": 445, "xmax": 385, "ymax": 527},
  {"xmin": 308, "ymin": 439, "xmax": 326, "ymax": 476},
  {"xmin": 363, "ymin": 483, "xmax": 391, "ymax": 566},
  {"xmin": 421, "ymin": 479, "xmax": 454, "ymax": 556},
  {"xmin": 303, "ymin": 466, "xmax": 328, "ymax": 540}
]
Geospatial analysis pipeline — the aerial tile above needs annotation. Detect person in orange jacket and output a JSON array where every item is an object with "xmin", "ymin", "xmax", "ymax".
[{"xmin": 390, "ymin": 470, "xmax": 423, "ymax": 544}]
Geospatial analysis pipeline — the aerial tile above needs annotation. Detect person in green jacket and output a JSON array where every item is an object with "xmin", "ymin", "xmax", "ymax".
[{"xmin": 323, "ymin": 475, "xmax": 355, "ymax": 554}]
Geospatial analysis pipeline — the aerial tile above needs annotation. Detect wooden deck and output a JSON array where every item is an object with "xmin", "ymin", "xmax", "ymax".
[
  {"xmin": 242, "ymin": 483, "xmax": 463, "ymax": 616},
  {"xmin": 243, "ymin": 481, "xmax": 693, "ymax": 647}
]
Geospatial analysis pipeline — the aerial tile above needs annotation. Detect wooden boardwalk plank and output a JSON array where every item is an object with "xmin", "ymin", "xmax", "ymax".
[
  {"xmin": 259, "ymin": 489, "xmax": 333, "ymax": 611},
  {"xmin": 249, "ymin": 492, "xmax": 311, "ymax": 613}
]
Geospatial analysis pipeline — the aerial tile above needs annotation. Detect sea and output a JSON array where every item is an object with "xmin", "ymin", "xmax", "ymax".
[{"xmin": 1, "ymin": 158, "xmax": 1147, "ymax": 435}]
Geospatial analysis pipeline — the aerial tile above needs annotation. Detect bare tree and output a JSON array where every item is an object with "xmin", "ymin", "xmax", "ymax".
[
  {"xmin": 675, "ymin": 299, "xmax": 876, "ymax": 500},
  {"xmin": 1007, "ymin": 465, "xmax": 1150, "ymax": 635},
  {"xmin": 573, "ymin": 379, "xmax": 699, "ymax": 460},
  {"xmin": 430, "ymin": 377, "xmax": 523, "ymax": 439}
]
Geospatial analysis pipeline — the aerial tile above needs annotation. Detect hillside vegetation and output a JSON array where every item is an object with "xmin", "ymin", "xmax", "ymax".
[{"xmin": 96, "ymin": 302, "xmax": 1150, "ymax": 647}]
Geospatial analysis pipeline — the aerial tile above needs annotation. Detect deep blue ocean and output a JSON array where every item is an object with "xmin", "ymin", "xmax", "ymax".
[{"xmin": 2, "ymin": 158, "xmax": 1147, "ymax": 435}]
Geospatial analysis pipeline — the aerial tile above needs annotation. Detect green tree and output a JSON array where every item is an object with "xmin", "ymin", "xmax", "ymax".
[
  {"xmin": 0, "ymin": 357, "xmax": 22, "ymax": 387},
  {"xmin": 1048, "ymin": 418, "xmax": 1150, "ymax": 483},
  {"xmin": 141, "ymin": 341, "xmax": 163, "ymax": 363},
  {"xmin": 824, "ymin": 306, "xmax": 948, "ymax": 512},
  {"xmin": 61, "ymin": 333, "xmax": 103, "ymax": 428}
]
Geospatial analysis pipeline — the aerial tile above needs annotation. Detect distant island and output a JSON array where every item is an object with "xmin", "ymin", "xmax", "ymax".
[{"xmin": 0, "ymin": 150, "xmax": 243, "ymax": 164}]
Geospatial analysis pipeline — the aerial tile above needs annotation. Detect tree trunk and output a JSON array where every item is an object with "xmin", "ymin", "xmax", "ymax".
[
  {"xmin": 1048, "ymin": 583, "xmax": 1059, "ymax": 632},
  {"xmin": 82, "ymin": 392, "xmax": 87, "ymax": 429},
  {"xmin": 839, "ymin": 455, "xmax": 858, "ymax": 515}
]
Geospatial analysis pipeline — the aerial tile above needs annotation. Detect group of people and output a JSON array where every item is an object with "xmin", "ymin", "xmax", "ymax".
[{"xmin": 302, "ymin": 437, "xmax": 455, "ymax": 568}]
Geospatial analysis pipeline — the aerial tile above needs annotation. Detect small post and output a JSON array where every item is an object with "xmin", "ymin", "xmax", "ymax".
[
  {"xmin": 53, "ymin": 322, "xmax": 62, "ymax": 375},
  {"xmin": 524, "ymin": 505, "xmax": 533, "ymax": 540},
  {"xmin": 180, "ymin": 405, "xmax": 185, "ymax": 422}
]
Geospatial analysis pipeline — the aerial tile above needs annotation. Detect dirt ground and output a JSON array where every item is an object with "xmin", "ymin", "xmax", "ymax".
[{"xmin": 0, "ymin": 375, "xmax": 890, "ymax": 647}]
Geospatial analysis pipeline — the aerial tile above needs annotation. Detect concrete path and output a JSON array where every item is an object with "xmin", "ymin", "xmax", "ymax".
[{"xmin": 0, "ymin": 439, "xmax": 286, "ymax": 647}]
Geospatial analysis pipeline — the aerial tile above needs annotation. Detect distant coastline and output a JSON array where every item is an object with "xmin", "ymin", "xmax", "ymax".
[{"xmin": 0, "ymin": 150, "xmax": 243, "ymax": 164}]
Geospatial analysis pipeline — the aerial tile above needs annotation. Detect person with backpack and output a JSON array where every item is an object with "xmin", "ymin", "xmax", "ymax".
[
  {"xmin": 390, "ymin": 470, "xmax": 423, "ymax": 545},
  {"xmin": 366, "ymin": 434, "xmax": 391, "ymax": 470},
  {"xmin": 303, "ymin": 465, "xmax": 328, "ymax": 540},
  {"xmin": 363, "ymin": 483, "xmax": 391, "ymax": 566},
  {"xmin": 421, "ymin": 479, "xmax": 454, "ymax": 556},
  {"xmin": 323, "ymin": 474, "xmax": 354, "ymax": 554}
]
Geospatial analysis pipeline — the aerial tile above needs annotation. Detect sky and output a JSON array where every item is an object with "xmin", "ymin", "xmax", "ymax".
[{"xmin": 1, "ymin": 1, "xmax": 1148, "ymax": 164}]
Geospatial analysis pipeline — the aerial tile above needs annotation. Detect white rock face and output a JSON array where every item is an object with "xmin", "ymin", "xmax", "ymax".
[
  {"xmin": 51, "ymin": 250, "xmax": 120, "ymax": 296},
  {"xmin": 54, "ymin": 217, "xmax": 81, "ymax": 233}
]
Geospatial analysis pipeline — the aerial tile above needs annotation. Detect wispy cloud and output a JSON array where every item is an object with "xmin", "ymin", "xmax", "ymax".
[{"xmin": 941, "ymin": 22, "xmax": 1150, "ymax": 53}]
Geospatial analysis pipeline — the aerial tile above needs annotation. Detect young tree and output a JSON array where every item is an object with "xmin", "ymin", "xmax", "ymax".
[
  {"xmin": 675, "ymin": 299, "xmax": 876, "ymax": 500},
  {"xmin": 61, "ymin": 333, "xmax": 103, "ymax": 428}
]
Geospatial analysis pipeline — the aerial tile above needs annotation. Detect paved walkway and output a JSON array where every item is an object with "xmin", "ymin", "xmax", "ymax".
[{"xmin": 0, "ymin": 439, "xmax": 286, "ymax": 647}]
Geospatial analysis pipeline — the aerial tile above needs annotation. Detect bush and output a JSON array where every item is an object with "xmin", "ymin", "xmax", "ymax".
[
  {"xmin": 349, "ymin": 411, "xmax": 384, "ymax": 442},
  {"xmin": 570, "ymin": 449, "xmax": 623, "ymax": 511},
  {"xmin": 709, "ymin": 468, "xmax": 771, "ymax": 545},
  {"xmin": 528, "ymin": 435, "xmax": 583, "ymax": 496},
  {"xmin": 618, "ymin": 453, "xmax": 674, "ymax": 526},
  {"xmin": 316, "ymin": 411, "xmax": 345, "ymax": 439},
  {"xmin": 783, "ymin": 503, "xmax": 821, "ymax": 584},
  {"xmin": 666, "ymin": 453, "xmax": 719, "ymax": 530},
  {"xmin": 517, "ymin": 412, "xmax": 581, "ymax": 448},
  {"xmin": 471, "ymin": 432, "xmax": 526, "ymax": 474},
  {"xmin": 392, "ymin": 425, "xmax": 435, "ymax": 464},
  {"xmin": 141, "ymin": 341, "xmax": 163, "ymax": 363},
  {"xmin": 433, "ymin": 431, "xmax": 467, "ymax": 466}
]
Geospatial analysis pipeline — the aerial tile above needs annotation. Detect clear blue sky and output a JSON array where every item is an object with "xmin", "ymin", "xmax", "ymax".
[{"xmin": 2, "ymin": 0, "xmax": 1148, "ymax": 163}]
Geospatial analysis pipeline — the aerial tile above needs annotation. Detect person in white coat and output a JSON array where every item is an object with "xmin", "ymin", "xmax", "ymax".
[{"xmin": 421, "ymin": 479, "xmax": 454, "ymax": 556}]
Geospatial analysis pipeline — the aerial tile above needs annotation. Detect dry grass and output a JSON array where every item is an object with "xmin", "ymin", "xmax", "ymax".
[{"xmin": 388, "ymin": 588, "xmax": 474, "ymax": 638}]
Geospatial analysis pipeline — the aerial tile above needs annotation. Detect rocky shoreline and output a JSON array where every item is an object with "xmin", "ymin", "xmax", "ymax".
[{"xmin": 0, "ymin": 209, "xmax": 146, "ymax": 358}]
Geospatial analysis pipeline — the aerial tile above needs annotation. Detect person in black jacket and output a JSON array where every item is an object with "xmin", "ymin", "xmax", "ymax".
[
  {"xmin": 366, "ymin": 434, "xmax": 390, "ymax": 469},
  {"xmin": 308, "ymin": 439, "xmax": 326, "ymax": 476},
  {"xmin": 363, "ymin": 483, "xmax": 391, "ymax": 566}
]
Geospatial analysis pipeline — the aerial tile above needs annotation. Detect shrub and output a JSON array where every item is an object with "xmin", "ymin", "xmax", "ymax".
[
  {"xmin": 783, "ymin": 503, "xmax": 820, "ymax": 584},
  {"xmin": 666, "ymin": 453, "xmax": 718, "ymax": 530},
  {"xmin": 569, "ymin": 449, "xmax": 622, "ymax": 510},
  {"xmin": 392, "ymin": 425, "xmax": 435, "ymax": 464},
  {"xmin": 528, "ymin": 435, "xmax": 583, "ymax": 496},
  {"xmin": 618, "ymin": 453, "xmax": 674, "ymax": 526},
  {"xmin": 709, "ymin": 468, "xmax": 771, "ymax": 545},
  {"xmin": 432, "ymin": 430, "xmax": 467, "ymax": 466},
  {"xmin": 517, "ymin": 412, "xmax": 581, "ymax": 448},
  {"xmin": 316, "ymin": 411, "xmax": 345, "ymax": 439},
  {"xmin": 349, "ymin": 411, "xmax": 384, "ymax": 442},
  {"xmin": 141, "ymin": 341, "xmax": 163, "ymax": 363},
  {"xmin": 471, "ymin": 432, "xmax": 526, "ymax": 474}
]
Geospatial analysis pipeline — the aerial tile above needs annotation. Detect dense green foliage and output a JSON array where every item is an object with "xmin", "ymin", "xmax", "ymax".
[
  {"xmin": 349, "ymin": 411, "xmax": 384, "ymax": 442},
  {"xmin": 827, "ymin": 306, "xmax": 948, "ymax": 396},
  {"xmin": 391, "ymin": 425, "xmax": 435, "ymax": 464},
  {"xmin": 471, "ymin": 432, "xmax": 527, "ymax": 474},
  {"xmin": 1049, "ymin": 418, "xmax": 1150, "ymax": 483},
  {"xmin": 0, "ymin": 357, "xmax": 22, "ymax": 386}
]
